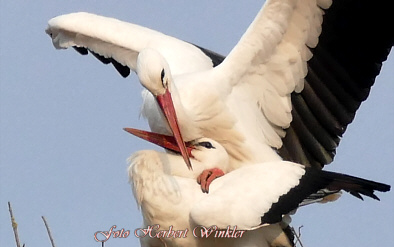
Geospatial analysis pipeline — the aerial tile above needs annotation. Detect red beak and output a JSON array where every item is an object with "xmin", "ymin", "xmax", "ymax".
[
  {"xmin": 124, "ymin": 127, "xmax": 194, "ymax": 159},
  {"xmin": 155, "ymin": 89, "xmax": 192, "ymax": 169}
]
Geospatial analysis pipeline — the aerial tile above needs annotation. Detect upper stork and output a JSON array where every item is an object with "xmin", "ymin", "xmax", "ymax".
[{"xmin": 46, "ymin": 0, "xmax": 393, "ymax": 171}]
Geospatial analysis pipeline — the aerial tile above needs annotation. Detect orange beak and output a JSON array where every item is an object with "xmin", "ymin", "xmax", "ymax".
[
  {"xmin": 153, "ymin": 89, "xmax": 192, "ymax": 169},
  {"xmin": 124, "ymin": 127, "xmax": 194, "ymax": 159}
]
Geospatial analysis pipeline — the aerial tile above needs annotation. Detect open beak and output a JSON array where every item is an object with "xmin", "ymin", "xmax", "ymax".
[
  {"xmin": 124, "ymin": 127, "xmax": 194, "ymax": 159},
  {"xmin": 155, "ymin": 89, "xmax": 192, "ymax": 170}
]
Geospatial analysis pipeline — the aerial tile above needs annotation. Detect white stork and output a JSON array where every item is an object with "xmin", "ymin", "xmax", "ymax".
[
  {"xmin": 126, "ymin": 128, "xmax": 390, "ymax": 247},
  {"xmin": 45, "ymin": 0, "xmax": 392, "ymax": 245},
  {"xmin": 46, "ymin": 0, "xmax": 393, "ymax": 172}
]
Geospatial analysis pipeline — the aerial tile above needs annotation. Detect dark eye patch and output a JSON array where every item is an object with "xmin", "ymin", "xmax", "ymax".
[
  {"xmin": 198, "ymin": 141, "xmax": 215, "ymax": 149},
  {"xmin": 161, "ymin": 69, "xmax": 165, "ymax": 82}
]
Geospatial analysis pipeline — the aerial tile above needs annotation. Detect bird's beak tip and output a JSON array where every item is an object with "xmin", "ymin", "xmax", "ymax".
[{"xmin": 124, "ymin": 127, "xmax": 193, "ymax": 169}]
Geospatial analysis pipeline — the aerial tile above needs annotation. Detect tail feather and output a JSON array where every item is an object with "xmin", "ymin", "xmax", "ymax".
[
  {"xmin": 349, "ymin": 191, "xmax": 364, "ymax": 200},
  {"xmin": 260, "ymin": 167, "xmax": 389, "ymax": 225},
  {"xmin": 320, "ymin": 170, "xmax": 391, "ymax": 201}
]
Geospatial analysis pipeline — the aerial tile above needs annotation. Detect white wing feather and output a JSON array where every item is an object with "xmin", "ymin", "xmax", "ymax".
[
  {"xmin": 190, "ymin": 161, "xmax": 306, "ymax": 230},
  {"xmin": 212, "ymin": 0, "xmax": 332, "ymax": 149},
  {"xmin": 46, "ymin": 12, "xmax": 214, "ymax": 75}
]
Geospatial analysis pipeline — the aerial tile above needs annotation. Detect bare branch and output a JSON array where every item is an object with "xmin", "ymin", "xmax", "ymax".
[
  {"xmin": 42, "ymin": 216, "xmax": 56, "ymax": 247},
  {"xmin": 8, "ymin": 202, "xmax": 22, "ymax": 247},
  {"xmin": 291, "ymin": 225, "xmax": 305, "ymax": 247}
]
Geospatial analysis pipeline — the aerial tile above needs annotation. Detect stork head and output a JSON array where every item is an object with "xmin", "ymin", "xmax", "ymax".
[
  {"xmin": 137, "ymin": 49, "xmax": 173, "ymax": 96},
  {"xmin": 189, "ymin": 138, "xmax": 229, "ymax": 171},
  {"xmin": 136, "ymin": 49, "xmax": 191, "ymax": 169},
  {"xmin": 124, "ymin": 128, "xmax": 228, "ymax": 171}
]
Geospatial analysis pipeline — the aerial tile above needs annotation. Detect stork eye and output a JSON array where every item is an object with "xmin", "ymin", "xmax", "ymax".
[
  {"xmin": 198, "ymin": 141, "xmax": 215, "ymax": 149},
  {"xmin": 160, "ymin": 69, "xmax": 165, "ymax": 82}
]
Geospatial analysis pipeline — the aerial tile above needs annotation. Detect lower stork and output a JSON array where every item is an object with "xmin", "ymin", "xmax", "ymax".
[{"xmin": 126, "ymin": 128, "xmax": 390, "ymax": 247}]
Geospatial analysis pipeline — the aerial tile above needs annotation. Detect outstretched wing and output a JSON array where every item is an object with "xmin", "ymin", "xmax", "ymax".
[
  {"xmin": 46, "ymin": 12, "xmax": 223, "ymax": 77},
  {"xmin": 278, "ymin": 0, "xmax": 393, "ymax": 167},
  {"xmin": 209, "ymin": 0, "xmax": 392, "ymax": 168}
]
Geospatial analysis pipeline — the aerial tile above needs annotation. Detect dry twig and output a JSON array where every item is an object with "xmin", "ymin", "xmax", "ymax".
[
  {"xmin": 291, "ymin": 225, "xmax": 305, "ymax": 247},
  {"xmin": 8, "ymin": 201, "xmax": 22, "ymax": 247},
  {"xmin": 42, "ymin": 216, "xmax": 56, "ymax": 247}
]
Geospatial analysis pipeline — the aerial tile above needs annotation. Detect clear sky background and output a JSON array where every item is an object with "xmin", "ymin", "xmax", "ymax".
[{"xmin": 1, "ymin": 1, "xmax": 393, "ymax": 246}]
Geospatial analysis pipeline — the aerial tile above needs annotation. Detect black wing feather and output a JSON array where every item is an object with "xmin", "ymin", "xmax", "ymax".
[
  {"xmin": 260, "ymin": 168, "xmax": 390, "ymax": 225},
  {"xmin": 278, "ymin": 0, "xmax": 393, "ymax": 168}
]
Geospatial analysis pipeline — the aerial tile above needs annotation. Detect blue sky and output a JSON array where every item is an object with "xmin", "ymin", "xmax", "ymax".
[{"xmin": 1, "ymin": 1, "xmax": 393, "ymax": 246}]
